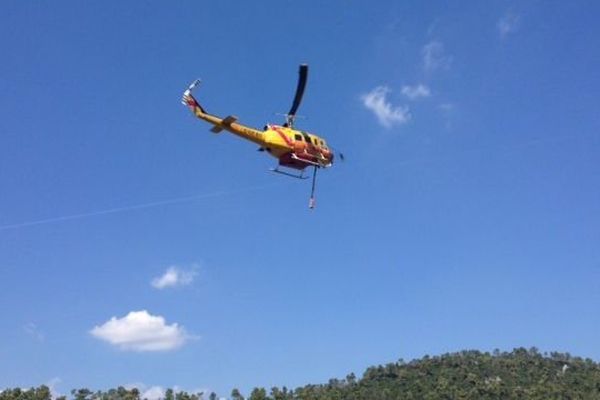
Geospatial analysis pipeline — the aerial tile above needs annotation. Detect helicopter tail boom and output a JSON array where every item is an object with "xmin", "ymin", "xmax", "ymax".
[{"xmin": 182, "ymin": 79, "xmax": 265, "ymax": 146}]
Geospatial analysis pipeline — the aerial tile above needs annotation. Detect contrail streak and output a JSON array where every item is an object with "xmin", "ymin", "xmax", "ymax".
[{"xmin": 0, "ymin": 183, "xmax": 279, "ymax": 232}]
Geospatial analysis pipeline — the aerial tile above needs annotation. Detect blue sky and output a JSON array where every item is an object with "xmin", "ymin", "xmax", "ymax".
[{"xmin": 1, "ymin": 0, "xmax": 600, "ymax": 397}]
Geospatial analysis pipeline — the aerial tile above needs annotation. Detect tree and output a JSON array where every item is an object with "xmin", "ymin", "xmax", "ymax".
[
  {"xmin": 248, "ymin": 388, "xmax": 267, "ymax": 400},
  {"xmin": 346, "ymin": 373, "xmax": 356, "ymax": 386},
  {"xmin": 72, "ymin": 389, "xmax": 93, "ymax": 400},
  {"xmin": 231, "ymin": 388, "xmax": 244, "ymax": 400}
]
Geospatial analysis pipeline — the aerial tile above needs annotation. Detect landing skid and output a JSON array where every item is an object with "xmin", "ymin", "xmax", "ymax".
[{"xmin": 270, "ymin": 167, "xmax": 309, "ymax": 180}]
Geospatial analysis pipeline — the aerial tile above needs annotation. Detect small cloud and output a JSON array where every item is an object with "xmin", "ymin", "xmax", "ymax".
[
  {"xmin": 24, "ymin": 323, "xmax": 44, "ymax": 342},
  {"xmin": 90, "ymin": 310, "xmax": 194, "ymax": 352},
  {"xmin": 438, "ymin": 103, "xmax": 457, "ymax": 129},
  {"xmin": 151, "ymin": 266, "xmax": 197, "ymax": 290},
  {"xmin": 498, "ymin": 12, "xmax": 520, "ymax": 38},
  {"xmin": 426, "ymin": 19, "xmax": 440, "ymax": 37},
  {"xmin": 124, "ymin": 383, "xmax": 147, "ymax": 391},
  {"xmin": 46, "ymin": 378, "xmax": 62, "ymax": 399},
  {"xmin": 361, "ymin": 86, "xmax": 411, "ymax": 128},
  {"xmin": 127, "ymin": 384, "xmax": 207, "ymax": 400},
  {"xmin": 439, "ymin": 103, "xmax": 455, "ymax": 113},
  {"xmin": 422, "ymin": 40, "xmax": 452, "ymax": 72},
  {"xmin": 142, "ymin": 386, "xmax": 165, "ymax": 400},
  {"xmin": 401, "ymin": 84, "xmax": 431, "ymax": 100}
]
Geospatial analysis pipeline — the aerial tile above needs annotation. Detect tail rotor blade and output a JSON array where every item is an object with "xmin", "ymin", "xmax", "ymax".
[{"xmin": 330, "ymin": 145, "xmax": 345, "ymax": 162}]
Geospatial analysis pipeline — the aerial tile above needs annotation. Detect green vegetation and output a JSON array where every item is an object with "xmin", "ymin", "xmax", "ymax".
[{"xmin": 3, "ymin": 348, "xmax": 600, "ymax": 400}]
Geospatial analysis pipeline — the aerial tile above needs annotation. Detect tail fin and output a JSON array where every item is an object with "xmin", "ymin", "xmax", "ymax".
[{"xmin": 181, "ymin": 79, "xmax": 207, "ymax": 114}]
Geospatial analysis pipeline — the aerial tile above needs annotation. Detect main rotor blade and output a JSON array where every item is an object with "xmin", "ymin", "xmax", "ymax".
[{"xmin": 288, "ymin": 64, "xmax": 308, "ymax": 118}]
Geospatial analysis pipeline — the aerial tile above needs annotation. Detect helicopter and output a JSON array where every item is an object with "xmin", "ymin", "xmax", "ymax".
[{"xmin": 181, "ymin": 64, "xmax": 341, "ymax": 209}]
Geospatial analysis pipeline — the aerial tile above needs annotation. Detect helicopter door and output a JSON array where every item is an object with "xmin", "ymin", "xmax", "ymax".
[
  {"xmin": 293, "ymin": 134, "xmax": 306, "ymax": 154},
  {"xmin": 302, "ymin": 134, "xmax": 316, "ymax": 154}
]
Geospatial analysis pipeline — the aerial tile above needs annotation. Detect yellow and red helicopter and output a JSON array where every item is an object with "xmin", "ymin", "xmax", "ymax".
[{"xmin": 182, "ymin": 64, "xmax": 342, "ymax": 209}]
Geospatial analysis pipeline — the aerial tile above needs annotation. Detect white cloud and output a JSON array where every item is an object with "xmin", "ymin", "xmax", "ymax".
[
  {"xmin": 123, "ymin": 383, "xmax": 146, "ymax": 391},
  {"xmin": 24, "ymin": 323, "xmax": 44, "ymax": 342},
  {"xmin": 142, "ymin": 386, "xmax": 165, "ymax": 400},
  {"xmin": 151, "ymin": 266, "xmax": 197, "ymax": 289},
  {"xmin": 123, "ymin": 382, "xmax": 163, "ymax": 400},
  {"xmin": 438, "ymin": 103, "xmax": 457, "ymax": 129},
  {"xmin": 46, "ymin": 378, "xmax": 62, "ymax": 399},
  {"xmin": 498, "ymin": 12, "xmax": 520, "ymax": 38},
  {"xmin": 401, "ymin": 84, "xmax": 431, "ymax": 100},
  {"xmin": 422, "ymin": 40, "xmax": 452, "ymax": 71},
  {"xmin": 90, "ymin": 310, "xmax": 193, "ymax": 352},
  {"xmin": 439, "ymin": 103, "xmax": 455, "ymax": 113},
  {"xmin": 361, "ymin": 86, "xmax": 411, "ymax": 128},
  {"xmin": 427, "ymin": 19, "xmax": 440, "ymax": 37},
  {"xmin": 126, "ymin": 384, "xmax": 208, "ymax": 400}
]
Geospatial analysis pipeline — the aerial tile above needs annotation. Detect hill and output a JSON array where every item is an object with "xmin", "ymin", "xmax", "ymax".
[{"xmin": 3, "ymin": 348, "xmax": 600, "ymax": 400}]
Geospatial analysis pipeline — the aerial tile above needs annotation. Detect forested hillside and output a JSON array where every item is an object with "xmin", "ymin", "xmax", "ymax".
[{"xmin": 3, "ymin": 348, "xmax": 600, "ymax": 400}]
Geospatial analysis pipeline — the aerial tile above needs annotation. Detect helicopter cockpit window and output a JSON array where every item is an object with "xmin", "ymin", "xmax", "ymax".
[{"xmin": 294, "ymin": 134, "xmax": 302, "ymax": 141}]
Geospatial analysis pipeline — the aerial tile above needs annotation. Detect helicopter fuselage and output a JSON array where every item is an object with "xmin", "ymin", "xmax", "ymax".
[
  {"xmin": 262, "ymin": 125, "xmax": 333, "ymax": 169},
  {"xmin": 183, "ymin": 93, "xmax": 333, "ymax": 170}
]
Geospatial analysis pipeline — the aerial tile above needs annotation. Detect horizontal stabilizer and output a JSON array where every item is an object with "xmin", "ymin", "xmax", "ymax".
[
  {"xmin": 210, "ymin": 115, "xmax": 238, "ymax": 134},
  {"xmin": 222, "ymin": 115, "xmax": 238, "ymax": 125}
]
